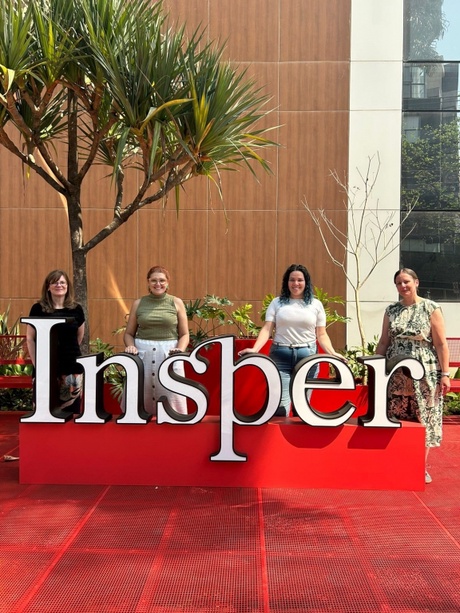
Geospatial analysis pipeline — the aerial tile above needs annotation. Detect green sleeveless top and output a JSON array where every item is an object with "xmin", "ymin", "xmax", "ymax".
[{"xmin": 135, "ymin": 293, "xmax": 179, "ymax": 341}]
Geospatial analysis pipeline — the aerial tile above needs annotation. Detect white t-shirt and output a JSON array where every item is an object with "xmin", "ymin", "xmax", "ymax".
[{"xmin": 265, "ymin": 297, "xmax": 326, "ymax": 346}]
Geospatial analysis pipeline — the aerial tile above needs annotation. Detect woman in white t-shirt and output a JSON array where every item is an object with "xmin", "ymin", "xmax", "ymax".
[{"xmin": 239, "ymin": 264, "xmax": 344, "ymax": 416}]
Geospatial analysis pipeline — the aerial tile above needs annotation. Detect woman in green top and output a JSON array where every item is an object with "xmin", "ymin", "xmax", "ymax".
[{"xmin": 124, "ymin": 265, "xmax": 189, "ymax": 415}]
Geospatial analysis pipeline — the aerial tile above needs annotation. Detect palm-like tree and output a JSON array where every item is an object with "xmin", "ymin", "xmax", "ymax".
[{"xmin": 0, "ymin": 0, "xmax": 276, "ymax": 346}]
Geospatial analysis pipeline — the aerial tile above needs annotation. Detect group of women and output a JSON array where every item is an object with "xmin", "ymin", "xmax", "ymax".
[{"xmin": 26, "ymin": 264, "xmax": 450, "ymax": 484}]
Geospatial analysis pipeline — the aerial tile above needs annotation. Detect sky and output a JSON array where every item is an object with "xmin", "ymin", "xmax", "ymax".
[{"xmin": 436, "ymin": 0, "xmax": 460, "ymax": 60}]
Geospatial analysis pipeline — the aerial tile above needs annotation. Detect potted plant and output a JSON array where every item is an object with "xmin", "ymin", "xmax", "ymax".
[
  {"xmin": 89, "ymin": 338, "xmax": 125, "ymax": 413},
  {"xmin": 184, "ymin": 294, "xmax": 269, "ymax": 347},
  {"xmin": 0, "ymin": 306, "xmax": 33, "ymax": 410}
]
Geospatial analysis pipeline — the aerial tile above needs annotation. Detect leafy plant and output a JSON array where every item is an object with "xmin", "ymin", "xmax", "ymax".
[
  {"xmin": 185, "ymin": 296, "xmax": 234, "ymax": 346},
  {"xmin": 443, "ymin": 392, "xmax": 460, "ymax": 416},
  {"xmin": 185, "ymin": 289, "xmax": 349, "ymax": 349},
  {"xmin": 0, "ymin": 304, "xmax": 21, "ymax": 334},
  {"xmin": 185, "ymin": 295, "xmax": 263, "ymax": 347},
  {"xmin": 0, "ymin": 363, "xmax": 33, "ymax": 377},
  {"xmin": 0, "ymin": 388, "xmax": 33, "ymax": 411},
  {"xmin": 314, "ymin": 287, "xmax": 350, "ymax": 328},
  {"xmin": 0, "ymin": 304, "xmax": 28, "ymax": 362},
  {"xmin": 230, "ymin": 304, "xmax": 259, "ymax": 338},
  {"xmin": 89, "ymin": 338, "xmax": 125, "ymax": 401},
  {"xmin": 340, "ymin": 336, "xmax": 379, "ymax": 383},
  {"xmin": 260, "ymin": 293, "xmax": 275, "ymax": 322},
  {"xmin": 0, "ymin": 306, "xmax": 33, "ymax": 410}
]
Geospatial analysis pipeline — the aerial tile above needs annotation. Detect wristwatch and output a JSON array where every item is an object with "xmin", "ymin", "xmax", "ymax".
[{"xmin": 441, "ymin": 372, "xmax": 450, "ymax": 376}]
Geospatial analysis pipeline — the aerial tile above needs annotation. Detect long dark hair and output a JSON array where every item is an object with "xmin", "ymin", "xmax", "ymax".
[{"xmin": 279, "ymin": 264, "xmax": 313, "ymax": 304}]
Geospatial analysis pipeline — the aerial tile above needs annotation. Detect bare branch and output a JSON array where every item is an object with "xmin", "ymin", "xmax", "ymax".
[
  {"xmin": 0, "ymin": 126, "xmax": 67, "ymax": 194},
  {"xmin": 301, "ymin": 153, "xmax": 414, "ymax": 349}
]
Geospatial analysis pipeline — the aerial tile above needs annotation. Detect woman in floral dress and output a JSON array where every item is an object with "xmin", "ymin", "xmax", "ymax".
[{"xmin": 376, "ymin": 268, "xmax": 450, "ymax": 484}]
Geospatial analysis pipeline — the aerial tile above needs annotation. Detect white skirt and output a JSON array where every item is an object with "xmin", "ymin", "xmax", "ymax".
[{"xmin": 132, "ymin": 338, "xmax": 188, "ymax": 416}]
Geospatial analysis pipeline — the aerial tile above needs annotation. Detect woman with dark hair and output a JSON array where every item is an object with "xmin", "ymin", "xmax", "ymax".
[
  {"xmin": 26, "ymin": 269, "xmax": 85, "ymax": 413},
  {"xmin": 239, "ymin": 264, "xmax": 344, "ymax": 416},
  {"xmin": 124, "ymin": 265, "xmax": 189, "ymax": 415},
  {"xmin": 375, "ymin": 267, "xmax": 450, "ymax": 484}
]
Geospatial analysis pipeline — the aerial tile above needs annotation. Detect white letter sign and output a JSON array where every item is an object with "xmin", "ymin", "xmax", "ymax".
[{"xmin": 19, "ymin": 318, "xmax": 429, "ymax": 464}]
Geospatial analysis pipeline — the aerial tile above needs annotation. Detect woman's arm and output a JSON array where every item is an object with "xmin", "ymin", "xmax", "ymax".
[
  {"xmin": 431, "ymin": 308, "xmax": 450, "ymax": 390},
  {"xmin": 26, "ymin": 324, "xmax": 36, "ymax": 367},
  {"xmin": 375, "ymin": 314, "xmax": 391, "ymax": 356},
  {"xmin": 124, "ymin": 299, "xmax": 140, "ymax": 354},
  {"xmin": 238, "ymin": 321, "xmax": 275, "ymax": 355},
  {"xmin": 77, "ymin": 322, "xmax": 85, "ymax": 346},
  {"xmin": 173, "ymin": 297, "xmax": 190, "ymax": 352},
  {"xmin": 315, "ymin": 327, "xmax": 344, "ymax": 359}
]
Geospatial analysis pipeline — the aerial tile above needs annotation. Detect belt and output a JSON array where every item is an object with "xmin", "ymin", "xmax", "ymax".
[{"xmin": 272, "ymin": 342, "xmax": 315, "ymax": 349}]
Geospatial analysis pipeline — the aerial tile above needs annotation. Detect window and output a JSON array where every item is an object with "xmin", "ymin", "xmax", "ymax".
[{"xmin": 402, "ymin": 0, "xmax": 460, "ymax": 300}]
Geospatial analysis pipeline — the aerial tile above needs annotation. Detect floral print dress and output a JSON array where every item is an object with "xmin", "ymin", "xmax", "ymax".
[{"xmin": 385, "ymin": 298, "xmax": 442, "ymax": 448}]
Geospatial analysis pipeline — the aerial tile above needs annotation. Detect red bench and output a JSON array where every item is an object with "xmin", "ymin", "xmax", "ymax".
[
  {"xmin": 0, "ymin": 335, "xmax": 33, "ymax": 389},
  {"xmin": 447, "ymin": 337, "xmax": 460, "ymax": 393}
]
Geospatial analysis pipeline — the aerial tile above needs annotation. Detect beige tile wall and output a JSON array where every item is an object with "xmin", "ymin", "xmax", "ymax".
[{"xmin": 0, "ymin": 0, "xmax": 351, "ymax": 349}]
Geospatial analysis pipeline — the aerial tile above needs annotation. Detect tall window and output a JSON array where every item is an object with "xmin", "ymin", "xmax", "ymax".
[{"xmin": 402, "ymin": 0, "xmax": 460, "ymax": 300}]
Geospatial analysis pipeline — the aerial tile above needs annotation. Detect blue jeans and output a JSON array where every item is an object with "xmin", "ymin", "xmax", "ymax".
[{"xmin": 269, "ymin": 343, "xmax": 318, "ymax": 416}]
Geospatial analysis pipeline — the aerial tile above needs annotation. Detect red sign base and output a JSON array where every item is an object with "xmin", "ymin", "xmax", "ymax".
[{"xmin": 19, "ymin": 416, "xmax": 425, "ymax": 491}]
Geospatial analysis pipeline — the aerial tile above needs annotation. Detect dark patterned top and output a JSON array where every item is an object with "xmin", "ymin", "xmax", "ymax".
[
  {"xmin": 28, "ymin": 303, "xmax": 85, "ymax": 375},
  {"xmin": 385, "ymin": 298, "xmax": 439, "ymax": 369}
]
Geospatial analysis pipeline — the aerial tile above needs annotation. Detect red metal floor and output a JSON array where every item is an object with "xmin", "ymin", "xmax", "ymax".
[{"xmin": 1, "ymin": 412, "xmax": 460, "ymax": 613}]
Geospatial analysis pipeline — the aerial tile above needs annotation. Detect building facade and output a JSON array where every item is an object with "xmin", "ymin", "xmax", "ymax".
[{"xmin": 0, "ymin": 0, "xmax": 458, "ymax": 350}]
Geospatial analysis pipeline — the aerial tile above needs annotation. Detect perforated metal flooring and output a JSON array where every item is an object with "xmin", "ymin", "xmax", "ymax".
[{"xmin": 1, "ymin": 412, "xmax": 460, "ymax": 613}]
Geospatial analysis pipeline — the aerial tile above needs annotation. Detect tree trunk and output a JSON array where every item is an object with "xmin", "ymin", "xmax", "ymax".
[
  {"xmin": 67, "ymin": 189, "xmax": 89, "ymax": 351},
  {"xmin": 354, "ymin": 286, "xmax": 366, "ymax": 350},
  {"xmin": 66, "ymin": 191, "xmax": 90, "ymax": 352},
  {"xmin": 72, "ymin": 247, "xmax": 89, "ymax": 353},
  {"xmin": 353, "ymin": 286, "xmax": 368, "ymax": 385},
  {"xmin": 66, "ymin": 90, "xmax": 90, "ymax": 352}
]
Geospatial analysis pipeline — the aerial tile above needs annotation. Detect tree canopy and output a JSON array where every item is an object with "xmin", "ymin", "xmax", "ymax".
[{"xmin": 0, "ymin": 0, "xmax": 277, "ymax": 344}]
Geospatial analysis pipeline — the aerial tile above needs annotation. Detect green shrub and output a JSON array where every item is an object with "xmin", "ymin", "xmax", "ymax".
[
  {"xmin": 0, "ymin": 388, "xmax": 33, "ymax": 411},
  {"xmin": 340, "ymin": 337, "xmax": 379, "ymax": 382},
  {"xmin": 89, "ymin": 338, "xmax": 126, "ymax": 400},
  {"xmin": 443, "ymin": 392, "xmax": 460, "ymax": 415}
]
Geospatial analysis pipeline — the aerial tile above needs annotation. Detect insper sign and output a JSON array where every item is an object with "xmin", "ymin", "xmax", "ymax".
[{"xmin": 20, "ymin": 317, "xmax": 425, "ymax": 462}]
